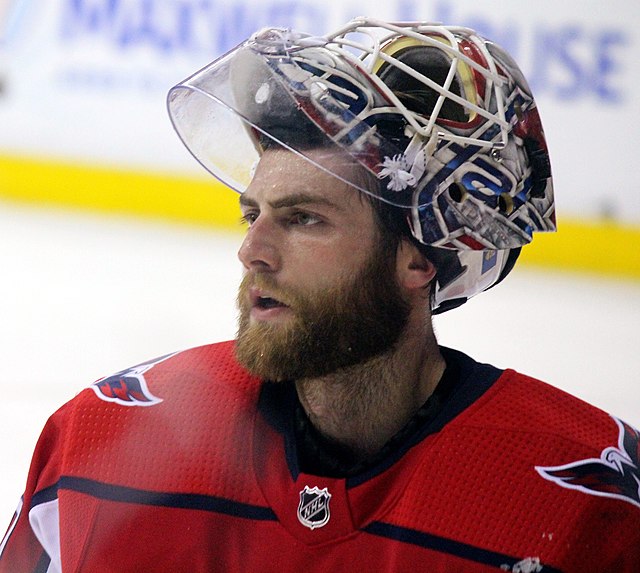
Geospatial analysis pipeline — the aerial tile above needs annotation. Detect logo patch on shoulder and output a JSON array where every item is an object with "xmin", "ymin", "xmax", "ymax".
[
  {"xmin": 91, "ymin": 353, "xmax": 177, "ymax": 407},
  {"xmin": 536, "ymin": 416, "xmax": 640, "ymax": 509},
  {"xmin": 297, "ymin": 486, "xmax": 331, "ymax": 530}
]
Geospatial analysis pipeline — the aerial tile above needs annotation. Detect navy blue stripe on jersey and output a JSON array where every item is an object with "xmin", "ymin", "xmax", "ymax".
[
  {"xmin": 56, "ymin": 476, "xmax": 277, "ymax": 521},
  {"xmin": 31, "ymin": 483, "xmax": 60, "ymax": 508},
  {"xmin": 363, "ymin": 522, "xmax": 563, "ymax": 573},
  {"xmin": 33, "ymin": 550, "xmax": 51, "ymax": 573}
]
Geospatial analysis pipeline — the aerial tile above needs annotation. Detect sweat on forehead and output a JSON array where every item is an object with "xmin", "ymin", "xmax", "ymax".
[{"xmin": 243, "ymin": 146, "xmax": 377, "ymax": 202}]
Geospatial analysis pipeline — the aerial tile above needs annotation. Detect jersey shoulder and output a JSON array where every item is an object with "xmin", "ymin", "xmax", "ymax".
[
  {"xmin": 463, "ymin": 367, "xmax": 625, "ymax": 448},
  {"xmin": 81, "ymin": 340, "xmax": 256, "ymax": 409},
  {"xmin": 50, "ymin": 341, "xmax": 262, "ymax": 494},
  {"xmin": 459, "ymin": 367, "xmax": 640, "ymax": 508},
  {"xmin": 392, "ymin": 359, "xmax": 640, "ymax": 570}
]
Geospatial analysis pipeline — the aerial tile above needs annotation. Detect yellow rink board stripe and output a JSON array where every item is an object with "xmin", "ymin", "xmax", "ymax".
[
  {"xmin": 518, "ymin": 219, "xmax": 640, "ymax": 280},
  {"xmin": 0, "ymin": 154, "xmax": 240, "ymax": 229},
  {"xmin": 1, "ymin": 153, "xmax": 639, "ymax": 280}
]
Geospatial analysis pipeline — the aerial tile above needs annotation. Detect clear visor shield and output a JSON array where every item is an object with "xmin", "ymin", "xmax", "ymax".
[{"xmin": 167, "ymin": 35, "xmax": 415, "ymax": 208}]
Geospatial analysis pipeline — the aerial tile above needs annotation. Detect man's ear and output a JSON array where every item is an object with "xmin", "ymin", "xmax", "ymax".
[{"xmin": 395, "ymin": 239, "xmax": 437, "ymax": 290}]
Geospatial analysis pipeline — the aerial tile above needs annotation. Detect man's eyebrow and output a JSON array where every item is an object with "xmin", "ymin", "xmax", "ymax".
[
  {"xmin": 239, "ymin": 192, "xmax": 343, "ymax": 211},
  {"xmin": 239, "ymin": 194, "xmax": 258, "ymax": 209}
]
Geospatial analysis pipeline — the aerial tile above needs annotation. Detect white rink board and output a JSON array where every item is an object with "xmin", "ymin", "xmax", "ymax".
[{"xmin": 1, "ymin": 201, "xmax": 639, "ymax": 524}]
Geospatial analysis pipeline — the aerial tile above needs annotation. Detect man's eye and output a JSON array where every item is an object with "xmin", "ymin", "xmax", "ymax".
[
  {"xmin": 240, "ymin": 212, "xmax": 258, "ymax": 226},
  {"xmin": 291, "ymin": 212, "xmax": 320, "ymax": 226}
]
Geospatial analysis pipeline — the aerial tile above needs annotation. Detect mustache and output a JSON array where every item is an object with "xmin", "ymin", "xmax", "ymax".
[{"xmin": 237, "ymin": 273, "xmax": 299, "ymax": 308}]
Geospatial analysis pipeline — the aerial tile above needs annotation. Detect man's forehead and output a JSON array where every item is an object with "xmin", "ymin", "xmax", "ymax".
[{"xmin": 241, "ymin": 147, "xmax": 367, "ymax": 206}]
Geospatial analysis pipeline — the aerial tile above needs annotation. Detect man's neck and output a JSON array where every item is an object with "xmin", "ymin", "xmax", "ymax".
[{"xmin": 294, "ymin": 329, "xmax": 445, "ymax": 462}]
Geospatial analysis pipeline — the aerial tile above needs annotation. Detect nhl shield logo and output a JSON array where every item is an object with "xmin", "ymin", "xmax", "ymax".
[{"xmin": 297, "ymin": 486, "xmax": 331, "ymax": 530}]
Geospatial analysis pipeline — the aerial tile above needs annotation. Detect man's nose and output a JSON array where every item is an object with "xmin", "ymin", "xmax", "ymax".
[{"xmin": 237, "ymin": 215, "xmax": 281, "ymax": 272}]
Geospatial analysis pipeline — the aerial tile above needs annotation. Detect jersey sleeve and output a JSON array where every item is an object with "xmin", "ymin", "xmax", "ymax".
[{"xmin": 0, "ymin": 401, "xmax": 71, "ymax": 573}]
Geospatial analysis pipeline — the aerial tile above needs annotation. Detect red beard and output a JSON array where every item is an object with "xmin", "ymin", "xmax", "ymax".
[{"xmin": 235, "ymin": 247, "xmax": 410, "ymax": 381}]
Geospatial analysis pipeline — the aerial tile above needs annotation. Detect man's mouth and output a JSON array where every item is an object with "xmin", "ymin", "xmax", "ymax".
[
  {"xmin": 256, "ymin": 296, "xmax": 286, "ymax": 309},
  {"xmin": 250, "ymin": 288, "xmax": 290, "ymax": 311}
]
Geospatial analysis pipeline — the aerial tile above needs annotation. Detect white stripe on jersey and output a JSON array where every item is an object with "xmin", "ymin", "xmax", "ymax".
[
  {"xmin": 29, "ymin": 498, "xmax": 62, "ymax": 573},
  {"xmin": 0, "ymin": 497, "xmax": 23, "ymax": 558}
]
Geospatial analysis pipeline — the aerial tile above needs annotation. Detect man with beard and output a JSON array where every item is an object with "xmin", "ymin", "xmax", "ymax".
[
  {"xmin": 235, "ymin": 146, "xmax": 441, "ymax": 469},
  {"xmin": 2, "ymin": 18, "xmax": 639, "ymax": 573}
]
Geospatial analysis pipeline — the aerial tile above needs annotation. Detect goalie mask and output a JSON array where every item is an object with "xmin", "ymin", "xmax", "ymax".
[{"xmin": 167, "ymin": 17, "xmax": 556, "ymax": 312}]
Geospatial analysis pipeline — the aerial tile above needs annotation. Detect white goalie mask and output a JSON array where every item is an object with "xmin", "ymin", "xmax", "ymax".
[{"xmin": 167, "ymin": 17, "xmax": 556, "ymax": 313}]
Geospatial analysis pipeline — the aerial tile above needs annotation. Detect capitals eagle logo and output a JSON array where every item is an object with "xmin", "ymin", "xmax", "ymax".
[
  {"xmin": 91, "ymin": 353, "xmax": 177, "ymax": 407},
  {"xmin": 536, "ymin": 416, "xmax": 640, "ymax": 509}
]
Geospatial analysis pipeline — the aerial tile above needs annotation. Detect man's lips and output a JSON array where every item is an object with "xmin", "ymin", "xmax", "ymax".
[{"xmin": 249, "ymin": 287, "xmax": 290, "ymax": 310}]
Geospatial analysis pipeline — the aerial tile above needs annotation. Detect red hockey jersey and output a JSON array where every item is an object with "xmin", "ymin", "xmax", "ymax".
[{"xmin": 1, "ymin": 341, "xmax": 638, "ymax": 572}]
